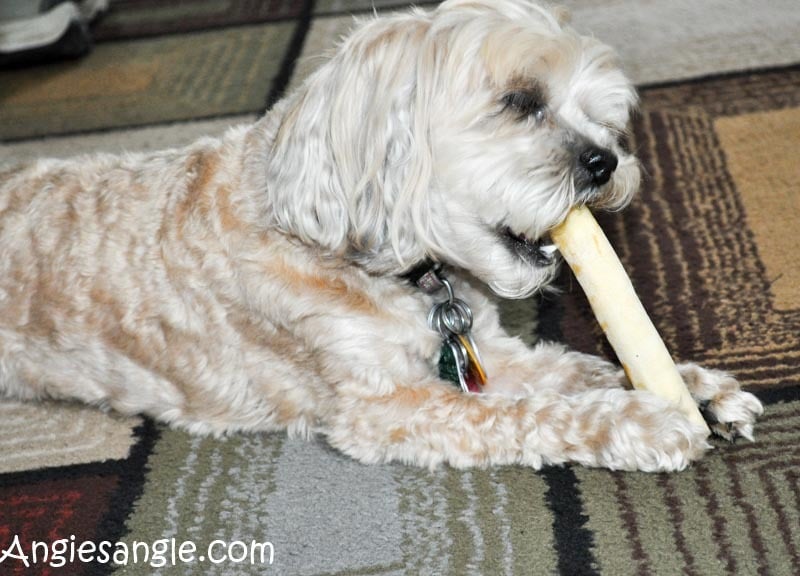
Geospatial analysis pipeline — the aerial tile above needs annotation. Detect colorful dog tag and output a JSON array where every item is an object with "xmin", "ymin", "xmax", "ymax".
[
  {"xmin": 456, "ymin": 333, "xmax": 487, "ymax": 386},
  {"xmin": 428, "ymin": 277, "xmax": 486, "ymax": 393}
]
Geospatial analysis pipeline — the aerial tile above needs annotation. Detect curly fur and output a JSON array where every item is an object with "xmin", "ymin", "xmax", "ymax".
[{"xmin": 0, "ymin": 0, "xmax": 761, "ymax": 471}]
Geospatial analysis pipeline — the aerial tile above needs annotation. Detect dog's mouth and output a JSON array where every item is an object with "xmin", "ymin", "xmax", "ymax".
[{"xmin": 501, "ymin": 226, "xmax": 558, "ymax": 266}]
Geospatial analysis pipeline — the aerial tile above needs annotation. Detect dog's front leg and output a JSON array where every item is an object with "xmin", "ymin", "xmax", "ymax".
[
  {"xmin": 476, "ymin": 334, "xmax": 763, "ymax": 446},
  {"xmin": 481, "ymin": 339, "xmax": 627, "ymax": 397},
  {"xmin": 323, "ymin": 379, "xmax": 710, "ymax": 472},
  {"xmin": 477, "ymin": 336, "xmax": 763, "ymax": 444}
]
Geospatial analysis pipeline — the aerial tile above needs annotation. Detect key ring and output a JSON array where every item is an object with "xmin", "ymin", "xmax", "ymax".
[{"xmin": 428, "ymin": 290, "xmax": 473, "ymax": 337}]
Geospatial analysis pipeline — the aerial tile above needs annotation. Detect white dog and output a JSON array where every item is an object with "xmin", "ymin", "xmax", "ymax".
[{"xmin": 0, "ymin": 0, "xmax": 762, "ymax": 471}]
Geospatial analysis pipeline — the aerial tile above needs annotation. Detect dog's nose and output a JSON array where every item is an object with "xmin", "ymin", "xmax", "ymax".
[{"xmin": 579, "ymin": 147, "xmax": 618, "ymax": 186}]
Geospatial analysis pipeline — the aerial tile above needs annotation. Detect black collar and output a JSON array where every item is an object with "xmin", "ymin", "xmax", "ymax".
[{"xmin": 401, "ymin": 258, "xmax": 445, "ymax": 294}]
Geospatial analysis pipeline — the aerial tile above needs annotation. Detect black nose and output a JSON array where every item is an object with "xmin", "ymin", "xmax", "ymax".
[{"xmin": 579, "ymin": 147, "xmax": 618, "ymax": 186}]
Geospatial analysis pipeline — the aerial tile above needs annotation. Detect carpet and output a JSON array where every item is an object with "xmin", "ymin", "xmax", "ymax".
[{"xmin": 1, "ymin": 1, "xmax": 799, "ymax": 575}]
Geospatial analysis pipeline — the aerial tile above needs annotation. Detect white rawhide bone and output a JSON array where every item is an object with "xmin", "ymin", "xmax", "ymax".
[{"xmin": 551, "ymin": 206, "xmax": 710, "ymax": 433}]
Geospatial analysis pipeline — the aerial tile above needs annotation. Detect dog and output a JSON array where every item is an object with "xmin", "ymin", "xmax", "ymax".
[{"xmin": 0, "ymin": 0, "xmax": 762, "ymax": 472}]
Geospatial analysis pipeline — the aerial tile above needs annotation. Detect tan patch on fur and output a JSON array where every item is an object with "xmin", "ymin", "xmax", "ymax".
[
  {"xmin": 275, "ymin": 401, "xmax": 301, "ymax": 425},
  {"xmin": 95, "ymin": 312, "xmax": 160, "ymax": 375},
  {"xmin": 226, "ymin": 305, "xmax": 316, "ymax": 367},
  {"xmin": 24, "ymin": 268, "xmax": 76, "ymax": 339},
  {"xmin": 581, "ymin": 417, "xmax": 611, "ymax": 454},
  {"xmin": 533, "ymin": 403, "xmax": 555, "ymax": 426},
  {"xmin": 385, "ymin": 385, "xmax": 435, "ymax": 406},
  {"xmin": 215, "ymin": 185, "xmax": 240, "ymax": 232},
  {"xmin": 177, "ymin": 151, "xmax": 219, "ymax": 228},
  {"xmin": 174, "ymin": 152, "xmax": 246, "ymax": 237},
  {"xmin": 270, "ymin": 258, "xmax": 379, "ymax": 315},
  {"xmin": 389, "ymin": 427, "xmax": 408, "ymax": 444},
  {"xmin": 622, "ymin": 399, "xmax": 656, "ymax": 432},
  {"xmin": 468, "ymin": 399, "xmax": 502, "ymax": 427}
]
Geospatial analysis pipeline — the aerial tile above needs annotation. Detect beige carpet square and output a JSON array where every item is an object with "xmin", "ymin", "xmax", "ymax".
[{"xmin": 716, "ymin": 107, "xmax": 800, "ymax": 311}]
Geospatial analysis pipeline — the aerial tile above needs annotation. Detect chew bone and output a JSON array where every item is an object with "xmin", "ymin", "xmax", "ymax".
[{"xmin": 551, "ymin": 206, "xmax": 710, "ymax": 432}]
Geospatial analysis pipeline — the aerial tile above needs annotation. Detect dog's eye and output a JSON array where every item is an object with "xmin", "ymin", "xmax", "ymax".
[
  {"xmin": 598, "ymin": 120, "xmax": 633, "ymax": 154},
  {"xmin": 501, "ymin": 91, "xmax": 546, "ymax": 121},
  {"xmin": 616, "ymin": 128, "xmax": 632, "ymax": 154}
]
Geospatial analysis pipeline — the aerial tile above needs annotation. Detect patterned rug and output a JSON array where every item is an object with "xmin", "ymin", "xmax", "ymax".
[{"xmin": 1, "ymin": 1, "xmax": 799, "ymax": 575}]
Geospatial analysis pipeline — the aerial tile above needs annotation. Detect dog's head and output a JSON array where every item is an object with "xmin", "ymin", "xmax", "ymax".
[{"xmin": 264, "ymin": 0, "xmax": 640, "ymax": 297}]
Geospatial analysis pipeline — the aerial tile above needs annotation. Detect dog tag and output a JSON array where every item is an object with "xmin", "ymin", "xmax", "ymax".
[
  {"xmin": 429, "ymin": 285, "xmax": 486, "ymax": 393},
  {"xmin": 438, "ymin": 336, "xmax": 484, "ymax": 393},
  {"xmin": 439, "ymin": 338, "xmax": 468, "ymax": 392},
  {"xmin": 456, "ymin": 333, "xmax": 487, "ymax": 387}
]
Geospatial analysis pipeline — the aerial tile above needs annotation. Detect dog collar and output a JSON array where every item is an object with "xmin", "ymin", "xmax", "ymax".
[
  {"xmin": 402, "ymin": 258, "xmax": 445, "ymax": 294},
  {"xmin": 403, "ymin": 260, "xmax": 486, "ymax": 393}
]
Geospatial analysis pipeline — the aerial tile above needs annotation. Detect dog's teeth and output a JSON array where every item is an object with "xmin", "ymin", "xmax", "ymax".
[{"xmin": 537, "ymin": 244, "xmax": 559, "ymax": 258}]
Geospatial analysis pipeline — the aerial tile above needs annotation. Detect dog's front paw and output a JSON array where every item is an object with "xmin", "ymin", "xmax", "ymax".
[
  {"xmin": 563, "ymin": 389, "xmax": 713, "ymax": 472},
  {"xmin": 678, "ymin": 363, "xmax": 764, "ymax": 441}
]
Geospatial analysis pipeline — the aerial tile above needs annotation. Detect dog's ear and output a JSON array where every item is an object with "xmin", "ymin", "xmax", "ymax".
[{"xmin": 264, "ymin": 14, "xmax": 435, "ymax": 267}]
